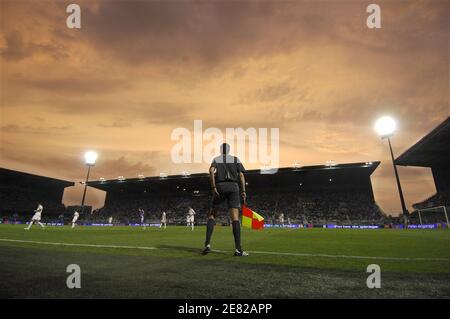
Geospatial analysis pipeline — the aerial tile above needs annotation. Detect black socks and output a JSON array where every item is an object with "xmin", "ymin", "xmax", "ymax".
[
  {"xmin": 232, "ymin": 220, "xmax": 242, "ymax": 251},
  {"xmin": 205, "ymin": 219, "xmax": 241, "ymax": 251},
  {"xmin": 205, "ymin": 218, "xmax": 215, "ymax": 247}
]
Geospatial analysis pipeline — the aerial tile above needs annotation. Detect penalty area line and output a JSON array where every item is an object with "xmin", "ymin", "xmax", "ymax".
[{"xmin": 0, "ymin": 238, "xmax": 449, "ymax": 261}]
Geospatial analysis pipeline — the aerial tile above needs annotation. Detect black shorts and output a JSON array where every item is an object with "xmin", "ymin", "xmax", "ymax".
[{"xmin": 211, "ymin": 182, "xmax": 241, "ymax": 210}]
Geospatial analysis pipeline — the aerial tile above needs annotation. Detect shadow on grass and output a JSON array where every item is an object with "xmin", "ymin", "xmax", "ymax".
[{"xmin": 156, "ymin": 244, "xmax": 231, "ymax": 258}]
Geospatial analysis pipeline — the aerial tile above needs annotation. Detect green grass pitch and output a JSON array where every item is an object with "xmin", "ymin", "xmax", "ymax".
[{"xmin": 0, "ymin": 224, "xmax": 449, "ymax": 298}]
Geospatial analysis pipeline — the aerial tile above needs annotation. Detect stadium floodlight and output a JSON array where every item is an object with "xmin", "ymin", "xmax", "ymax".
[
  {"xmin": 181, "ymin": 170, "xmax": 190, "ymax": 177},
  {"xmin": 99, "ymin": 177, "xmax": 106, "ymax": 182},
  {"xmin": 118, "ymin": 176, "xmax": 125, "ymax": 181},
  {"xmin": 159, "ymin": 172, "xmax": 168, "ymax": 178},
  {"xmin": 292, "ymin": 161, "xmax": 301, "ymax": 169},
  {"xmin": 84, "ymin": 151, "xmax": 98, "ymax": 166},
  {"xmin": 80, "ymin": 151, "xmax": 98, "ymax": 216},
  {"xmin": 374, "ymin": 116, "xmax": 408, "ymax": 218},
  {"xmin": 325, "ymin": 160, "xmax": 337, "ymax": 167},
  {"xmin": 374, "ymin": 116, "xmax": 396, "ymax": 138},
  {"xmin": 138, "ymin": 174, "xmax": 145, "ymax": 179},
  {"xmin": 260, "ymin": 166, "xmax": 277, "ymax": 174}
]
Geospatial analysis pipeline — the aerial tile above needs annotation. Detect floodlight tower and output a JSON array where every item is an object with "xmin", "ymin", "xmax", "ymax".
[
  {"xmin": 80, "ymin": 151, "xmax": 98, "ymax": 215},
  {"xmin": 374, "ymin": 116, "xmax": 408, "ymax": 217}
]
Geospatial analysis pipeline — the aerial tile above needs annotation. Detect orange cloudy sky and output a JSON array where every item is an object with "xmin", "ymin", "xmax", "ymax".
[{"xmin": 0, "ymin": 0, "xmax": 448, "ymax": 214}]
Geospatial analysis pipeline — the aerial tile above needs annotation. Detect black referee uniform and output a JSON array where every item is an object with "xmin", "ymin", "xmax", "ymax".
[{"xmin": 202, "ymin": 143, "xmax": 248, "ymax": 256}]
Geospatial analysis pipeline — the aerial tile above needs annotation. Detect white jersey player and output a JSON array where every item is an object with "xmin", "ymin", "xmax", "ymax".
[
  {"xmin": 138, "ymin": 208, "xmax": 145, "ymax": 230},
  {"xmin": 108, "ymin": 216, "xmax": 113, "ymax": 225},
  {"xmin": 160, "ymin": 211, "xmax": 167, "ymax": 229},
  {"xmin": 71, "ymin": 211, "xmax": 79, "ymax": 228},
  {"xmin": 187, "ymin": 207, "xmax": 195, "ymax": 231},
  {"xmin": 25, "ymin": 203, "xmax": 45, "ymax": 230},
  {"xmin": 279, "ymin": 213, "xmax": 285, "ymax": 226}
]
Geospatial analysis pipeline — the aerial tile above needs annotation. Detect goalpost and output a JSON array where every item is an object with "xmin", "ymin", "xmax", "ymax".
[{"xmin": 417, "ymin": 206, "xmax": 449, "ymax": 228}]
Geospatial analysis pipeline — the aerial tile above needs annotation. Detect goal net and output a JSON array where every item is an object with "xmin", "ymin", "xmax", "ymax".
[{"xmin": 416, "ymin": 206, "xmax": 449, "ymax": 228}]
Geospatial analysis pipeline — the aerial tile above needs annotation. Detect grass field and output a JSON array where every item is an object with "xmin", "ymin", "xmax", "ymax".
[{"xmin": 0, "ymin": 224, "xmax": 449, "ymax": 298}]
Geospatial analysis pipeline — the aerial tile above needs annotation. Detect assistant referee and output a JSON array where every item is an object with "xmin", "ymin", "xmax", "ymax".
[{"xmin": 202, "ymin": 143, "xmax": 248, "ymax": 256}]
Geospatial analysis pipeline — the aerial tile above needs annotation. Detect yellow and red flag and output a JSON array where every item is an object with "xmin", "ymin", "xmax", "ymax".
[{"xmin": 242, "ymin": 205, "xmax": 264, "ymax": 230}]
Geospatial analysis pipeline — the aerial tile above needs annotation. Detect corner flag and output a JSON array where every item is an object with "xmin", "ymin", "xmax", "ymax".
[{"xmin": 242, "ymin": 205, "xmax": 264, "ymax": 230}]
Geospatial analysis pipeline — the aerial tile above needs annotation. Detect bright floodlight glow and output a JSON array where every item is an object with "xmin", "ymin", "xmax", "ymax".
[
  {"xmin": 84, "ymin": 151, "xmax": 98, "ymax": 165},
  {"xmin": 375, "ymin": 116, "xmax": 396, "ymax": 137},
  {"xmin": 181, "ymin": 170, "xmax": 190, "ymax": 176},
  {"xmin": 325, "ymin": 160, "xmax": 337, "ymax": 167}
]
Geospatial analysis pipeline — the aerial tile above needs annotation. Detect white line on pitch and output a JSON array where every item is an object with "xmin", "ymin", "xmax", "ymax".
[
  {"xmin": 237, "ymin": 250, "xmax": 450, "ymax": 261},
  {"xmin": 1, "ymin": 238, "xmax": 449, "ymax": 261},
  {"xmin": 0, "ymin": 238, "xmax": 157, "ymax": 250}
]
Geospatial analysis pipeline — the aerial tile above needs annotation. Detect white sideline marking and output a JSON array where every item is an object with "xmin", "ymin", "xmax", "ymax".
[
  {"xmin": 1, "ymin": 238, "xmax": 449, "ymax": 261},
  {"xmin": 239, "ymin": 250, "xmax": 450, "ymax": 261},
  {"xmin": 0, "ymin": 238, "xmax": 157, "ymax": 250}
]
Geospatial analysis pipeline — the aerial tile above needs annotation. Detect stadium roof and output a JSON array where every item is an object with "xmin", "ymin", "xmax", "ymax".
[
  {"xmin": 0, "ymin": 167, "xmax": 74, "ymax": 189},
  {"xmin": 88, "ymin": 161, "xmax": 380, "ymax": 194},
  {"xmin": 395, "ymin": 117, "xmax": 450, "ymax": 168}
]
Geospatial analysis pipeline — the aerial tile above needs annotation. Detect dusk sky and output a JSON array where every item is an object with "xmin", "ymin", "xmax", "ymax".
[{"xmin": 0, "ymin": 0, "xmax": 448, "ymax": 214}]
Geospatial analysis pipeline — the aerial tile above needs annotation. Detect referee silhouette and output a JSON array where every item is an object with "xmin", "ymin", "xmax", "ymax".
[{"xmin": 202, "ymin": 143, "xmax": 248, "ymax": 256}]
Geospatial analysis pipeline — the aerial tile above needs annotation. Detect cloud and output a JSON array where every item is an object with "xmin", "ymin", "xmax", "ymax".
[
  {"xmin": 75, "ymin": 0, "xmax": 448, "ymax": 69},
  {"xmin": 241, "ymin": 82, "xmax": 294, "ymax": 103},
  {"xmin": 78, "ymin": 0, "xmax": 371, "ymax": 69},
  {"xmin": 1, "ymin": 30, "xmax": 70, "ymax": 62},
  {"xmin": 0, "ymin": 31, "xmax": 32, "ymax": 61},
  {"xmin": 91, "ymin": 156, "xmax": 156, "ymax": 180},
  {"xmin": 0, "ymin": 124, "xmax": 20, "ymax": 133},
  {"xmin": 136, "ymin": 102, "xmax": 198, "ymax": 125},
  {"xmin": 7, "ymin": 74, "xmax": 133, "ymax": 95},
  {"xmin": 97, "ymin": 121, "xmax": 132, "ymax": 128},
  {"xmin": 0, "ymin": 124, "xmax": 72, "ymax": 134}
]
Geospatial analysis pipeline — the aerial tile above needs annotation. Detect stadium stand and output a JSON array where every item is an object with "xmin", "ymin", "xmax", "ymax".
[
  {"xmin": 88, "ymin": 162, "xmax": 384, "ymax": 225},
  {"xmin": 0, "ymin": 167, "xmax": 74, "ymax": 223},
  {"xmin": 396, "ymin": 117, "xmax": 450, "ymax": 211}
]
